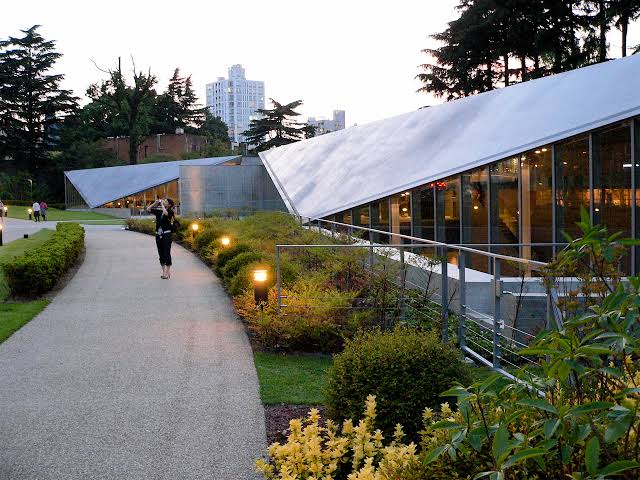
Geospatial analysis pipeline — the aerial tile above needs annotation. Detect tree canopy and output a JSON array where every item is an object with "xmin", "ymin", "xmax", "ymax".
[{"xmin": 418, "ymin": 0, "xmax": 640, "ymax": 101}]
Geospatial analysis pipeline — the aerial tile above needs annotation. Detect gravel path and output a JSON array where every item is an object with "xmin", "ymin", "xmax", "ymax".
[{"xmin": 0, "ymin": 228, "xmax": 266, "ymax": 479}]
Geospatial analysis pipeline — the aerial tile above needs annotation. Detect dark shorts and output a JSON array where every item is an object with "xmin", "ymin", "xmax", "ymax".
[{"xmin": 156, "ymin": 233, "xmax": 172, "ymax": 266}]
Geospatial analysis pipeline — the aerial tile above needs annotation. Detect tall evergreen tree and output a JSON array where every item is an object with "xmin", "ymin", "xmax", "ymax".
[
  {"xmin": 242, "ymin": 99, "xmax": 312, "ymax": 152},
  {"xmin": 87, "ymin": 58, "xmax": 157, "ymax": 165},
  {"xmin": 610, "ymin": 0, "xmax": 640, "ymax": 56},
  {"xmin": 0, "ymin": 25, "xmax": 77, "ymax": 172}
]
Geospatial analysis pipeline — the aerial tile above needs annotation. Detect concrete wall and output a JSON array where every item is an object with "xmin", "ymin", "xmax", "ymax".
[
  {"xmin": 179, "ymin": 157, "xmax": 287, "ymax": 215},
  {"xmin": 90, "ymin": 208, "xmax": 131, "ymax": 218}
]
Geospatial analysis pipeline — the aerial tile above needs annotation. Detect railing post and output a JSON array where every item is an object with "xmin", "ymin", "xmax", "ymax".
[
  {"xmin": 493, "ymin": 258, "xmax": 502, "ymax": 369},
  {"xmin": 276, "ymin": 246, "xmax": 282, "ymax": 314},
  {"xmin": 317, "ymin": 219, "xmax": 322, "ymax": 234},
  {"xmin": 441, "ymin": 247, "xmax": 449, "ymax": 344},
  {"xmin": 331, "ymin": 222, "xmax": 336, "ymax": 238},
  {"xmin": 458, "ymin": 252, "xmax": 466, "ymax": 351},
  {"xmin": 399, "ymin": 246, "xmax": 406, "ymax": 322}
]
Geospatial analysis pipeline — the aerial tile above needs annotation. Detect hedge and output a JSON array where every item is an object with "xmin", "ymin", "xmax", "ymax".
[{"xmin": 3, "ymin": 223, "xmax": 85, "ymax": 296}]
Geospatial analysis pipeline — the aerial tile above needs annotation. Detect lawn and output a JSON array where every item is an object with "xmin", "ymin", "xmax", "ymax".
[
  {"xmin": 0, "ymin": 300, "xmax": 49, "ymax": 344},
  {"xmin": 0, "ymin": 229, "xmax": 55, "ymax": 301},
  {"xmin": 254, "ymin": 352, "xmax": 333, "ymax": 405},
  {"xmin": 5, "ymin": 207, "xmax": 117, "ymax": 222}
]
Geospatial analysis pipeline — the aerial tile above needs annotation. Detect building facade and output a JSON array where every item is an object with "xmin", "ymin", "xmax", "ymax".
[
  {"xmin": 104, "ymin": 132, "xmax": 208, "ymax": 163},
  {"xmin": 206, "ymin": 65, "xmax": 265, "ymax": 143},
  {"xmin": 307, "ymin": 110, "xmax": 346, "ymax": 136},
  {"xmin": 260, "ymin": 55, "xmax": 640, "ymax": 276}
]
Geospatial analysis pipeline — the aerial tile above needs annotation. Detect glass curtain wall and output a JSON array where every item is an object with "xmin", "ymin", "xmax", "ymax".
[
  {"xmin": 462, "ymin": 167, "xmax": 489, "ymax": 271},
  {"xmin": 555, "ymin": 136, "xmax": 590, "ymax": 242},
  {"xmin": 411, "ymin": 184, "xmax": 435, "ymax": 256},
  {"xmin": 354, "ymin": 205, "xmax": 371, "ymax": 241},
  {"xmin": 521, "ymin": 146, "xmax": 553, "ymax": 263},
  {"xmin": 593, "ymin": 122, "xmax": 632, "ymax": 273},
  {"xmin": 390, "ymin": 192, "xmax": 411, "ymax": 244},
  {"xmin": 490, "ymin": 157, "xmax": 520, "ymax": 274},
  {"xmin": 371, "ymin": 199, "xmax": 390, "ymax": 244},
  {"xmin": 437, "ymin": 177, "xmax": 460, "ymax": 264}
]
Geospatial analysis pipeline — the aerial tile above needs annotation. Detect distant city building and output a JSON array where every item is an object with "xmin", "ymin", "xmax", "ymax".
[
  {"xmin": 307, "ymin": 110, "xmax": 346, "ymax": 136},
  {"xmin": 206, "ymin": 65, "xmax": 265, "ymax": 143}
]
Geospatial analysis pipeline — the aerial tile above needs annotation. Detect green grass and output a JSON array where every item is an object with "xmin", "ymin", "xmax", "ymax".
[
  {"xmin": 6, "ymin": 207, "xmax": 116, "ymax": 221},
  {"xmin": 0, "ymin": 300, "xmax": 49, "ymax": 344},
  {"xmin": 0, "ymin": 229, "xmax": 55, "ymax": 301},
  {"xmin": 254, "ymin": 352, "xmax": 333, "ymax": 405}
]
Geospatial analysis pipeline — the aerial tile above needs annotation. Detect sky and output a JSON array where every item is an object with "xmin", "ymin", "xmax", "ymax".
[
  {"xmin": 3, "ymin": 0, "xmax": 640, "ymax": 127},
  {"xmin": 2, "ymin": 0, "xmax": 460, "ymax": 126}
]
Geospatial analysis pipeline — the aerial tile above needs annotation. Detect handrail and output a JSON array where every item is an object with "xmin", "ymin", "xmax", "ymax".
[{"xmin": 300, "ymin": 215, "xmax": 548, "ymax": 268}]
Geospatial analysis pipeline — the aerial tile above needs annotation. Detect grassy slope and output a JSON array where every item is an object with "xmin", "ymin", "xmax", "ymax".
[
  {"xmin": 0, "ymin": 300, "xmax": 49, "ymax": 344},
  {"xmin": 255, "ymin": 352, "xmax": 333, "ymax": 405},
  {"xmin": 6, "ymin": 207, "xmax": 116, "ymax": 221},
  {"xmin": 0, "ymin": 229, "xmax": 55, "ymax": 301}
]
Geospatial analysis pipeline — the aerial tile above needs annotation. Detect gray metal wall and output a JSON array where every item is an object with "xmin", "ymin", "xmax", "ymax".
[{"xmin": 179, "ymin": 157, "xmax": 287, "ymax": 215}]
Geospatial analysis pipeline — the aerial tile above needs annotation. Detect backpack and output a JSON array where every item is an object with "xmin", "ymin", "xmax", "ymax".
[{"xmin": 171, "ymin": 216, "xmax": 181, "ymax": 233}]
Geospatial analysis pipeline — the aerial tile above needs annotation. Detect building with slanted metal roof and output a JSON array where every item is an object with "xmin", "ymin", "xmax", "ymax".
[
  {"xmin": 260, "ymin": 55, "xmax": 640, "ymax": 275},
  {"xmin": 64, "ymin": 156, "xmax": 286, "ymax": 217}
]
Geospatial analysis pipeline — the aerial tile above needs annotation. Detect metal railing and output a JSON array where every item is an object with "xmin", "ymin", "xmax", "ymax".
[{"xmin": 273, "ymin": 214, "xmax": 569, "ymax": 383}]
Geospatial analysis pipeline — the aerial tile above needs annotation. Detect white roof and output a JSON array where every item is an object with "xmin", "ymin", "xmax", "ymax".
[
  {"xmin": 260, "ymin": 55, "xmax": 640, "ymax": 218},
  {"xmin": 65, "ymin": 156, "xmax": 240, "ymax": 208}
]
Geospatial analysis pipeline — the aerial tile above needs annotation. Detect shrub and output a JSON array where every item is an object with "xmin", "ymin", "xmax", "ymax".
[
  {"xmin": 3, "ymin": 223, "xmax": 85, "ymax": 296},
  {"xmin": 215, "ymin": 243, "xmax": 253, "ymax": 274},
  {"xmin": 325, "ymin": 327, "xmax": 471, "ymax": 440},
  {"xmin": 221, "ymin": 251, "xmax": 265, "ymax": 282},
  {"xmin": 125, "ymin": 218, "xmax": 156, "ymax": 235},
  {"xmin": 234, "ymin": 275, "xmax": 361, "ymax": 352}
]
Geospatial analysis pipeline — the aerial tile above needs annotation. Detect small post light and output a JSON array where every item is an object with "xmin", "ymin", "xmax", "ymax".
[
  {"xmin": 3, "ymin": 206, "xmax": 7, "ymax": 213},
  {"xmin": 190, "ymin": 223, "xmax": 199, "ymax": 236},
  {"xmin": 253, "ymin": 269, "xmax": 268, "ymax": 306},
  {"xmin": 28, "ymin": 208, "xmax": 32, "ymax": 220},
  {"xmin": 220, "ymin": 236, "xmax": 231, "ymax": 247}
]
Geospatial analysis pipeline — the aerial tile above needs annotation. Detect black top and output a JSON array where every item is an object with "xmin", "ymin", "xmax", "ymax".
[{"xmin": 151, "ymin": 208, "xmax": 174, "ymax": 234}]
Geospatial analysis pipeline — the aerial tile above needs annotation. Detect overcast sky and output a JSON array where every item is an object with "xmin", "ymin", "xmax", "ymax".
[{"xmin": 4, "ymin": 0, "xmax": 640, "ymax": 127}]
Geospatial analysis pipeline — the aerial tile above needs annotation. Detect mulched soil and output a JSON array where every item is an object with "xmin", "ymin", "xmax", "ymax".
[{"xmin": 265, "ymin": 404, "xmax": 327, "ymax": 445}]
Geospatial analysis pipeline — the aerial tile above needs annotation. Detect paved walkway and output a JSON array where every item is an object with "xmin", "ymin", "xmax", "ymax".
[
  {"xmin": 0, "ymin": 217, "xmax": 61, "ymax": 244},
  {"xmin": 0, "ymin": 228, "xmax": 266, "ymax": 479}
]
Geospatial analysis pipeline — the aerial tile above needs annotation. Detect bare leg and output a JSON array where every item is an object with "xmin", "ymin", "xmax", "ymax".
[{"xmin": 166, "ymin": 265, "xmax": 171, "ymax": 279}]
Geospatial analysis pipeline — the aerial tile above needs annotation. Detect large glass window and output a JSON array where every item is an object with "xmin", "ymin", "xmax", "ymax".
[
  {"xmin": 521, "ymin": 146, "xmax": 553, "ymax": 262},
  {"xmin": 371, "ymin": 199, "xmax": 390, "ymax": 244},
  {"xmin": 555, "ymin": 136, "xmax": 590, "ymax": 241},
  {"xmin": 436, "ymin": 177, "xmax": 460, "ymax": 264},
  {"xmin": 462, "ymin": 167, "xmax": 489, "ymax": 271},
  {"xmin": 411, "ymin": 184, "xmax": 435, "ymax": 242},
  {"xmin": 490, "ymin": 157, "xmax": 519, "ymax": 272},
  {"xmin": 593, "ymin": 122, "xmax": 632, "ymax": 272},
  {"xmin": 390, "ymin": 192, "xmax": 411, "ymax": 244},
  {"xmin": 354, "ymin": 205, "xmax": 371, "ymax": 240}
]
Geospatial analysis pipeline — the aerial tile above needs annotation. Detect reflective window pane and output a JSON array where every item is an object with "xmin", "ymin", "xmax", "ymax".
[
  {"xmin": 490, "ymin": 157, "xmax": 520, "ymax": 273},
  {"xmin": 391, "ymin": 191, "xmax": 411, "ymax": 244},
  {"xmin": 521, "ymin": 147, "xmax": 553, "ymax": 262},
  {"xmin": 436, "ymin": 177, "xmax": 460, "ymax": 264},
  {"xmin": 555, "ymin": 136, "xmax": 590, "ymax": 241},
  {"xmin": 462, "ymin": 167, "xmax": 489, "ymax": 271}
]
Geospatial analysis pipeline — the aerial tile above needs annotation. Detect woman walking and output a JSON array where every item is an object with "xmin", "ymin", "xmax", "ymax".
[
  {"xmin": 147, "ymin": 197, "xmax": 176, "ymax": 279},
  {"xmin": 39, "ymin": 200, "xmax": 48, "ymax": 221}
]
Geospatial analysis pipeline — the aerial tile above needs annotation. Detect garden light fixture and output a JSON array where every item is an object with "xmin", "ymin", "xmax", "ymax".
[
  {"xmin": 220, "ymin": 236, "xmax": 231, "ymax": 247},
  {"xmin": 190, "ymin": 223, "xmax": 199, "ymax": 236},
  {"xmin": 28, "ymin": 208, "xmax": 32, "ymax": 220},
  {"xmin": 253, "ymin": 269, "xmax": 268, "ymax": 306}
]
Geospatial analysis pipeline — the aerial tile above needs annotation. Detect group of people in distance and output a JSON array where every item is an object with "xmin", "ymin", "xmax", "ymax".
[{"xmin": 31, "ymin": 200, "xmax": 48, "ymax": 222}]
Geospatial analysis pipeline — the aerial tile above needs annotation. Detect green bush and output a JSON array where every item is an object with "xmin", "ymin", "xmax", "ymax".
[
  {"xmin": 193, "ymin": 228, "xmax": 218, "ymax": 255},
  {"xmin": 325, "ymin": 327, "xmax": 471, "ymax": 440},
  {"xmin": 215, "ymin": 243, "xmax": 253, "ymax": 274},
  {"xmin": 125, "ymin": 218, "xmax": 156, "ymax": 235},
  {"xmin": 3, "ymin": 223, "xmax": 85, "ymax": 296},
  {"xmin": 221, "ymin": 251, "xmax": 265, "ymax": 282}
]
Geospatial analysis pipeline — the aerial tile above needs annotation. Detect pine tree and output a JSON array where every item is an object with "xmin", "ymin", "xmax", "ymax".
[
  {"xmin": 242, "ymin": 99, "xmax": 312, "ymax": 152},
  {"xmin": 609, "ymin": 0, "xmax": 640, "ymax": 56},
  {"xmin": 0, "ymin": 25, "xmax": 77, "ymax": 172},
  {"xmin": 180, "ymin": 76, "xmax": 206, "ymax": 132}
]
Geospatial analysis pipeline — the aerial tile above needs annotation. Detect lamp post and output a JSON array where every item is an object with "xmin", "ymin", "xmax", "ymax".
[
  {"xmin": 220, "ymin": 236, "xmax": 231, "ymax": 248},
  {"xmin": 190, "ymin": 222, "xmax": 199, "ymax": 237},
  {"xmin": 28, "ymin": 208, "xmax": 33, "ymax": 220},
  {"xmin": 253, "ymin": 269, "xmax": 268, "ymax": 307},
  {"xmin": 28, "ymin": 179, "xmax": 33, "ymax": 200}
]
